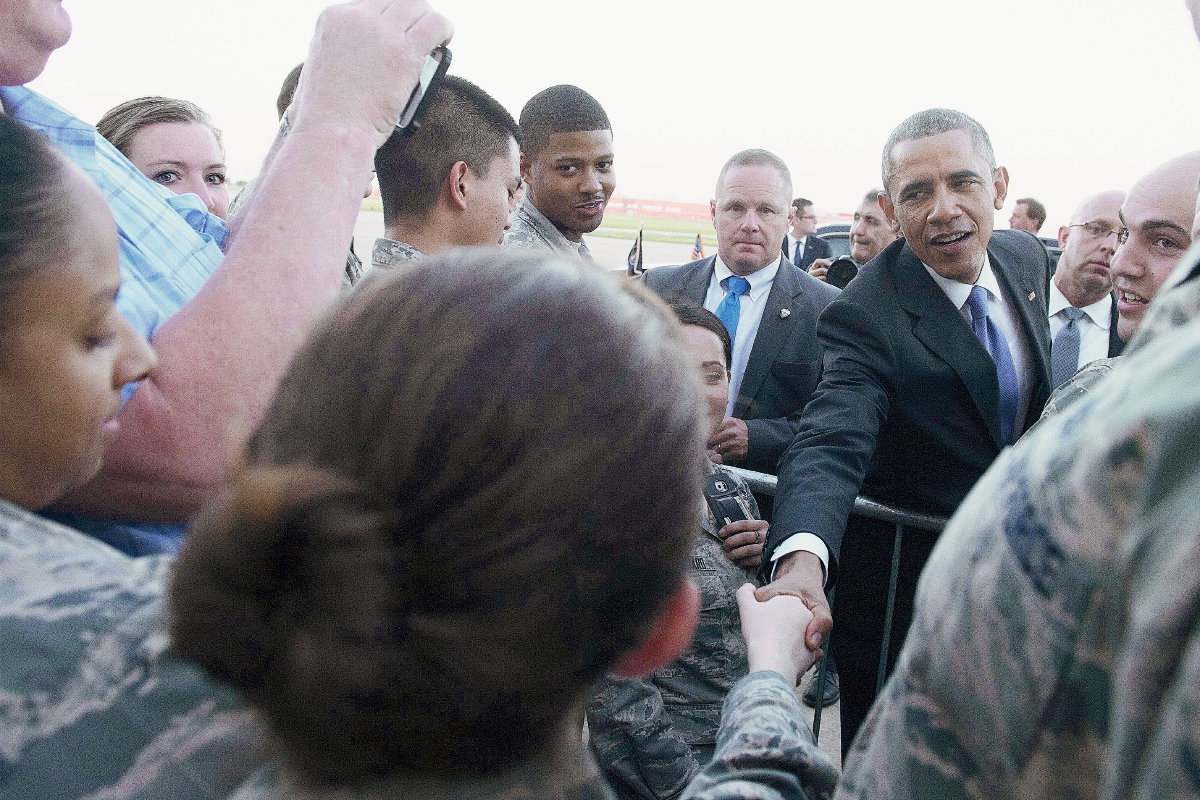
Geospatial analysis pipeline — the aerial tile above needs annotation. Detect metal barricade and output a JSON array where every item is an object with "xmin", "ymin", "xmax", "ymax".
[{"xmin": 723, "ymin": 466, "xmax": 948, "ymax": 739}]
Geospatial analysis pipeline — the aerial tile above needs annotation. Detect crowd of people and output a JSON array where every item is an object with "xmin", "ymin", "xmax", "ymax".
[{"xmin": 4, "ymin": 0, "xmax": 1200, "ymax": 799}]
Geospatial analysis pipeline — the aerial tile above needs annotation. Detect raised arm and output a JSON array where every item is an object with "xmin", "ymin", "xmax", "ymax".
[{"xmin": 58, "ymin": 0, "xmax": 453, "ymax": 521}]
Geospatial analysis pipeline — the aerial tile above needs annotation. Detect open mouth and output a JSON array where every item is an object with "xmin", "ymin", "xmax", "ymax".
[
  {"xmin": 1117, "ymin": 288, "xmax": 1149, "ymax": 308},
  {"xmin": 930, "ymin": 231, "xmax": 972, "ymax": 248},
  {"xmin": 575, "ymin": 200, "xmax": 605, "ymax": 216}
]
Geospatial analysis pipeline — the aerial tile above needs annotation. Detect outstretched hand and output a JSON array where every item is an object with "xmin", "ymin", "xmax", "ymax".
[
  {"xmin": 754, "ymin": 551, "xmax": 832, "ymax": 653},
  {"xmin": 736, "ymin": 584, "xmax": 818, "ymax": 684}
]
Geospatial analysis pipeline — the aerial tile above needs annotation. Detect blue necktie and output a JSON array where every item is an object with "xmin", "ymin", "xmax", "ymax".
[
  {"xmin": 715, "ymin": 276, "xmax": 751, "ymax": 342},
  {"xmin": 793, "ymin": 239, "xmax": 804, "ymax": 267},
  {"xmin": 964, "ymin": 285, "xmax": 1020, "ymax": 444}
]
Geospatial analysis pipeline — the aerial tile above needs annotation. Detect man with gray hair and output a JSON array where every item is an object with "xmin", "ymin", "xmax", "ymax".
[
  {"xmin": 642, "ymin": 149, "xmax": 839, "ymax": 474},
  {"xmin": 759, "ymin": 109, "xmax": 1053, "ymax": 750}
]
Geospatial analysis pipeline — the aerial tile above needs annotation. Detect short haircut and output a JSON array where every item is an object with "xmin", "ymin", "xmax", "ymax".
[
  {"xmin": 1017, "ymin": 198, "xmax": 1047, "ymax": 229},
  {"xmin": 714, "ymin": 149, "xmax": 793, "ymax": 200},
  {"xmin": 881, "ymin": 108, "xmax": 995, "ymax": 193},
  {"xmin": 518, "ymin": 84, "xmax": 610, "ymax": 158},
  {"xmin": 862, "ymin": 189, "xmax": 883, "ymax": 206},
  {"xmin": 0, "ymin": 114, "xmax": 70, "ymax": 335},
  {"xmin": 97, "ymin": 97, "xmax": 223, "ymax": 159},
  {"xmin": 791, "ymin": 198, "xmax": 813, "ymax": 214},
  {"xmin": 169, "ymin": 250, "xmax": 704, "ymax": 786},
  {"xmin": 667, "ymin": 299, "xmax": 731, "ymax": 368},
  {"xmin": 375, "ymin": 75, "xmax": 521, "ymax": 225},
  {"xmin": 277, "ymin": 62, "xmax": 304, "ymax": 120}
]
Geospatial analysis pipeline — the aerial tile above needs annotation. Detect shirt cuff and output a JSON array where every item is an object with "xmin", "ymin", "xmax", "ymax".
[{"xmin": 769, "ymin": 533, "xmax": 829, "ymax": 586}]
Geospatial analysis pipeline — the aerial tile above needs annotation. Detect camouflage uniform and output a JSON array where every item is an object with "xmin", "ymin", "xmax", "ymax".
[
  {"xmin": 371, "ymin": 237, "xmax": 426, "ymax": 269},
  {"xmin": 504, "ymin": 197, "xmax": 599, "ymax": 269},
  {"xmin": 1033, "ymin": 357, "xmax": 1118, "ymax": 425},
  {"xmin": 0, "ymin": 499, "xmax": 259, "ymax": 800},
  {"xmin": 836, "ymin": 244, "xmax": 1200, "ymax": 798},
  {"xmin": 588, "ymin": 464, "xmax": 760, "ymax": 800},
  {"xmin": 226, "ymin": 672, "xmax": 839, "ymax": 800}
]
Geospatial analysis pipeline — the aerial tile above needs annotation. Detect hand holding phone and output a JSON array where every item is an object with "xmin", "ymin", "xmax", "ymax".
[{"xmin": 396, "ymin": 45, "xmax": 452, "ymax": 136}]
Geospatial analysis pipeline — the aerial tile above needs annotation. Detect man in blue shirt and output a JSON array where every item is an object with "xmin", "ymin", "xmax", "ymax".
[{"xmin": 0, "ymin": 0, "xmax": 454, "ymax": 553}]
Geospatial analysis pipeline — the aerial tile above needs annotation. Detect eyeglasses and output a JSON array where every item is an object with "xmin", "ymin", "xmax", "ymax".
[{"xmin": 1068, "ymin": 221, "xmax": 1126, "ymax": 243}]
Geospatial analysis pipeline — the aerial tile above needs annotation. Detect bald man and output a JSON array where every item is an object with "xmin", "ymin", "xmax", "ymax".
[
  {"xmin": 1048, "ymin": 190, "xmax": 1126, "ymax": 388},
  {"xmin": 1111, "ymin": 152, "xmax": 1200, "ymax": 341}
]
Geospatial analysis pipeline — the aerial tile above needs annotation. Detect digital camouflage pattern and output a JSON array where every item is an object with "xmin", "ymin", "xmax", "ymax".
[
  {"xmin": 0, "ymin": 499, "xmax": 259, "ymax": 800},
  {"xmin": 835, "ymin": 246, "xmax": 1200, "ymax": 799},
  {"xmin": 227, "ymin": 672, "xmax": 838, "ymax": 800},
  {"xmin": 371, "ymin": 237, "xmax": 426, "ymax": 269},
  {"xmin": 503, "ymin": 197, "xmax": 598, "ymax": 268},
  {"xmin": 1034, "ymin": 357, "xmax": 1117, "ymax": 424},
  {"xmin": 588, "ymin": 464, "xmax": 760, "ymax": 800}
]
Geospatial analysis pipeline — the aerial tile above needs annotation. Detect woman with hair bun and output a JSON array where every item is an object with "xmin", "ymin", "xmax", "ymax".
[
  {"xmin": 0, "ymin": 113, "xmax": 259, "ymax": 799},
  {"xmin": 170, "ymin": 250, "xmax": 839, "ymax": 800}
]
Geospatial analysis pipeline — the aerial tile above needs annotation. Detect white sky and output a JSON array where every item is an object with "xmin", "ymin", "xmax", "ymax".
[{"xmin": 29, "ymin": 0, "xmax": 1200, "ymax": 232}]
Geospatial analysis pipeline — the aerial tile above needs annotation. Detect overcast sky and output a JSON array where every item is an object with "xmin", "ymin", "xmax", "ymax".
[{"xmin": 28, "ymin": 0, "xmax": 1200, "ymax": 232}]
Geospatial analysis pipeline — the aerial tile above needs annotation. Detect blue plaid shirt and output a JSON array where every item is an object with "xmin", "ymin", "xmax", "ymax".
[{"xmin": 1, "ymin": 87, "xmax": 229, "ymax": 554}]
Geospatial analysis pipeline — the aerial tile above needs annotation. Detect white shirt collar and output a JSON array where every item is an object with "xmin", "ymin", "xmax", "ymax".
[
  {"xmin": 714, "ymin": 254, "xmax": 781, "ymax": 302},
  {"xmin": 1048, "ymin": 279, "xmax": 1111, "ymax": 330},
  {"xmin": 922, "ymin": 256, "xmax": 1002, "ymax": 309}
]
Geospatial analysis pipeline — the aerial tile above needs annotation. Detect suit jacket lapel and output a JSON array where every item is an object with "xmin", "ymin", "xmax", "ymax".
[
  {"xmin": 894, "ymin": 244, "xmax": 1004, "ymax": 448},
  {"xmin": 680, "ymin": 257, "xmax": 715, "ymax": 305},
  {"xmin": 734, "ymin": 262, "xmax": 800, "ymax": 417}
]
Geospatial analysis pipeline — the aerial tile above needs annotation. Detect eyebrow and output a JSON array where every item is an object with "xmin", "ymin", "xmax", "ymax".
[
  {"xmin": 701, "ymin": 360, "xmax": 726, "ymax": 370},
  {"xmin": 1138, "ymin": 219, "xmax": 1190, "ymax": 238},
  {"xmin": 145, "ymin": 159, "xmax": 227, "ymax": 170}
]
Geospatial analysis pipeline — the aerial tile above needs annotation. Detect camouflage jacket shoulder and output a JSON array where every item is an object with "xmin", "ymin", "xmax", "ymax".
[
  {"xmin": 1034, "ymin": 356, "xmax": 1119, "ymax": 424},
  {"xmin": 0, "ymin": 500, "xmax": 258, "ymax": 800},
  {"xmin": 371, "ymin": 237, "xmax": 426, "ymax": 270},
  {"xmin": 837, "ymin": 253, "xmax": 1200, "ymax": 799},
  {"xmin": 588, "ymin": 463, "xmax": 759, "ymax": 800},
  {"xmin": 504, "ymin": 199, "xmax": 597, "ymax": 268}
]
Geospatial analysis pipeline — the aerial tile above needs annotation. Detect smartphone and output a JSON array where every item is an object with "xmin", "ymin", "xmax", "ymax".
[
  {"xmin": 396, "ymin": 45, "xmax": 452, "ymax": 137},
  {"xmin": 703, "ymin": 474, "xmax": 752, "ymax": 528}
]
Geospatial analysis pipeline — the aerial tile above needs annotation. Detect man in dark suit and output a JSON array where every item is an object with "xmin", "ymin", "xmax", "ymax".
[
  {"xmin": 783, "ymin": 197, "xmax": 832, "ymax": 271},
  {"xmin": 1048, "ymin": 190, "xmax": 1126, "ymax": 388},
  {"xmin": 758, "ymin": 109, "xmax": 1053, "ymax": 751},
  {"xmin": 643, "ymin": 150, "xmax": 839, "ymax": 475}
]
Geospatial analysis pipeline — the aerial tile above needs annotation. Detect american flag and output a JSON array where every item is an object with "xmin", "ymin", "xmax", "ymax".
[{"xmin": 691, "ymin": 233, "xmax": 705, "ymax": 261}]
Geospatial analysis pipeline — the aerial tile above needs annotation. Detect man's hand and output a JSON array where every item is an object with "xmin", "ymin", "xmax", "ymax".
[
  {"xmin": 808, "ymin": 258, "xmax": 833, "ymax": 282},
  {"xmin": 718, "ymin": 519, "xmax": 767, "ymax": 567},
  {"xmin": 708, "ymin": 418, "xmax": 749, "ymax": 463},
  {"xmin": 736, "ymin": 584, "xmax": 819, "ymax": 684},
  {"xmin": 290, "ymin": 0, "xmax": 454, "ymax": 148},
  {"xmin": 755, "ymin": 551, "xmax": 832, "ymax": 653}
]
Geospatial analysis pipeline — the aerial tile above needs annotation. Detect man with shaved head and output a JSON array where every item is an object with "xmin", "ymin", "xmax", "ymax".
[
  {"xmin": 1048, "ymin": 190, "xmax": 1126, "ymax": 388},
  {"xmin": 1111, "ymin": 151, "xmax": 1200, "ymax": 341}
]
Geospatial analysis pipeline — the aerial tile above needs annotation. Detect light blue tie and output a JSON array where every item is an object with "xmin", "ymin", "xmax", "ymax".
[
  {"xmin": 964, "ymin": 285, "xmax": 1020, "ymax": 444},
  {"xmin": 715, "ymin": 276, "xmax": 751, "ymax": 342},
  {"xmin": 1051, "ymin": 307, "xmax": 1086, "ymax": 388}
]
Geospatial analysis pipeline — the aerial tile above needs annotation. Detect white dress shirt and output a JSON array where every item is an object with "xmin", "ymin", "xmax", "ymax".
[
  {"xmin": 1048, "ymin": 280, "xmax": 1113, "ymax": 369},
  {"xmin": 770, "ymin": 253, "xmax": 1035, "ymax": 584},
  {"xmin": 788, "ymin": 235, "xmax": 808, "ymax": 263},
  {"xmin": 703, "ymin": 255, "xmax": 781, "ymax": 418}
]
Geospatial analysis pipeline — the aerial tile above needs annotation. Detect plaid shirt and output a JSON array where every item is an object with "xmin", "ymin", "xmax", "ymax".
[
  {"xmin": 0, "ymin": 87, "xmax": 227, "ymax": 359},
  {"xmin": 2, "ymin": 87, "xmax": 228, "ymax": 554}
]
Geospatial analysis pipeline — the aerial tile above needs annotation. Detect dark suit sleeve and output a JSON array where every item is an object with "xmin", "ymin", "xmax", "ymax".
[
  {"xmin": 765, "ymin": 296, "xmax": 897, "ymax": 585},
  {"xmin": 812, "ymin": 236, "xmax": 832, "ymax": 261},
  {"xmin": 743, "ymin": 418, "xmax": 802, "ymax": 473}
]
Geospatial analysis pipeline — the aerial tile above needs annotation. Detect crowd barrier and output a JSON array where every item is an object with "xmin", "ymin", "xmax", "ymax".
[{"xmin": 723, "ymin": 466, "xmax": 949, "ymax": 739}]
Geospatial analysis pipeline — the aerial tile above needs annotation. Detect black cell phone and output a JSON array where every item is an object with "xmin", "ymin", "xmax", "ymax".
[
  {"xmin": 396, "ymin": 45, "xmax": 451, "ymax": 137},
  {"xmin": 703, "ymin": 474, "xmax": 751, "ymax": 527}
]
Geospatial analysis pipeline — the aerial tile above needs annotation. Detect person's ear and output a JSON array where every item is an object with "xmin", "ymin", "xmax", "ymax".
[
  {"xmin": 878, "ymin": 192, "xmax": 897, "ymax": 226},
  {"xmin": 1058, "ymin": 225, "xmax": 1070, "ymax": 249},
  {"xmin": 520, "ymin": 153, "xmax": 533, "ymax": 185},
  {"xmin": 613, "ymin": 578, "xmax": 700, "ymax": 678},
  {"xmin": 993, "ymin": 166, "xmax": 1010, "ymax": 209},
  {"xmin": 446, "ymin": 161, "xmax": 469, "ymax": 211},
  {"xmin": 710, "ymin": 199, "xmax": 718, "ymax": 228}
]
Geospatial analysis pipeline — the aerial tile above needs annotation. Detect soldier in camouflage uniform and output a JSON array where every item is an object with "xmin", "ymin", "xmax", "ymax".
[
  {"xmin": 589, "ymin": 462, "xmax": 762, "ymax": 800},
  {"xmin": 372, "ymin": 237, "xmax": 426, "ymax": 269},
  {"xmin": 834, "ymin": 241, "xmax": 1200, "ymax": 797},
  {"xmin": 503, "ymin": 85, "xmax": 614, "ymax": 271},
  {"xmin": 0, "ymin": 503, "xmax": 259, "ymax": 800},
  {"xmin": 588, "ymin": 301, "xmax": 774, "ymax": 800}
]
